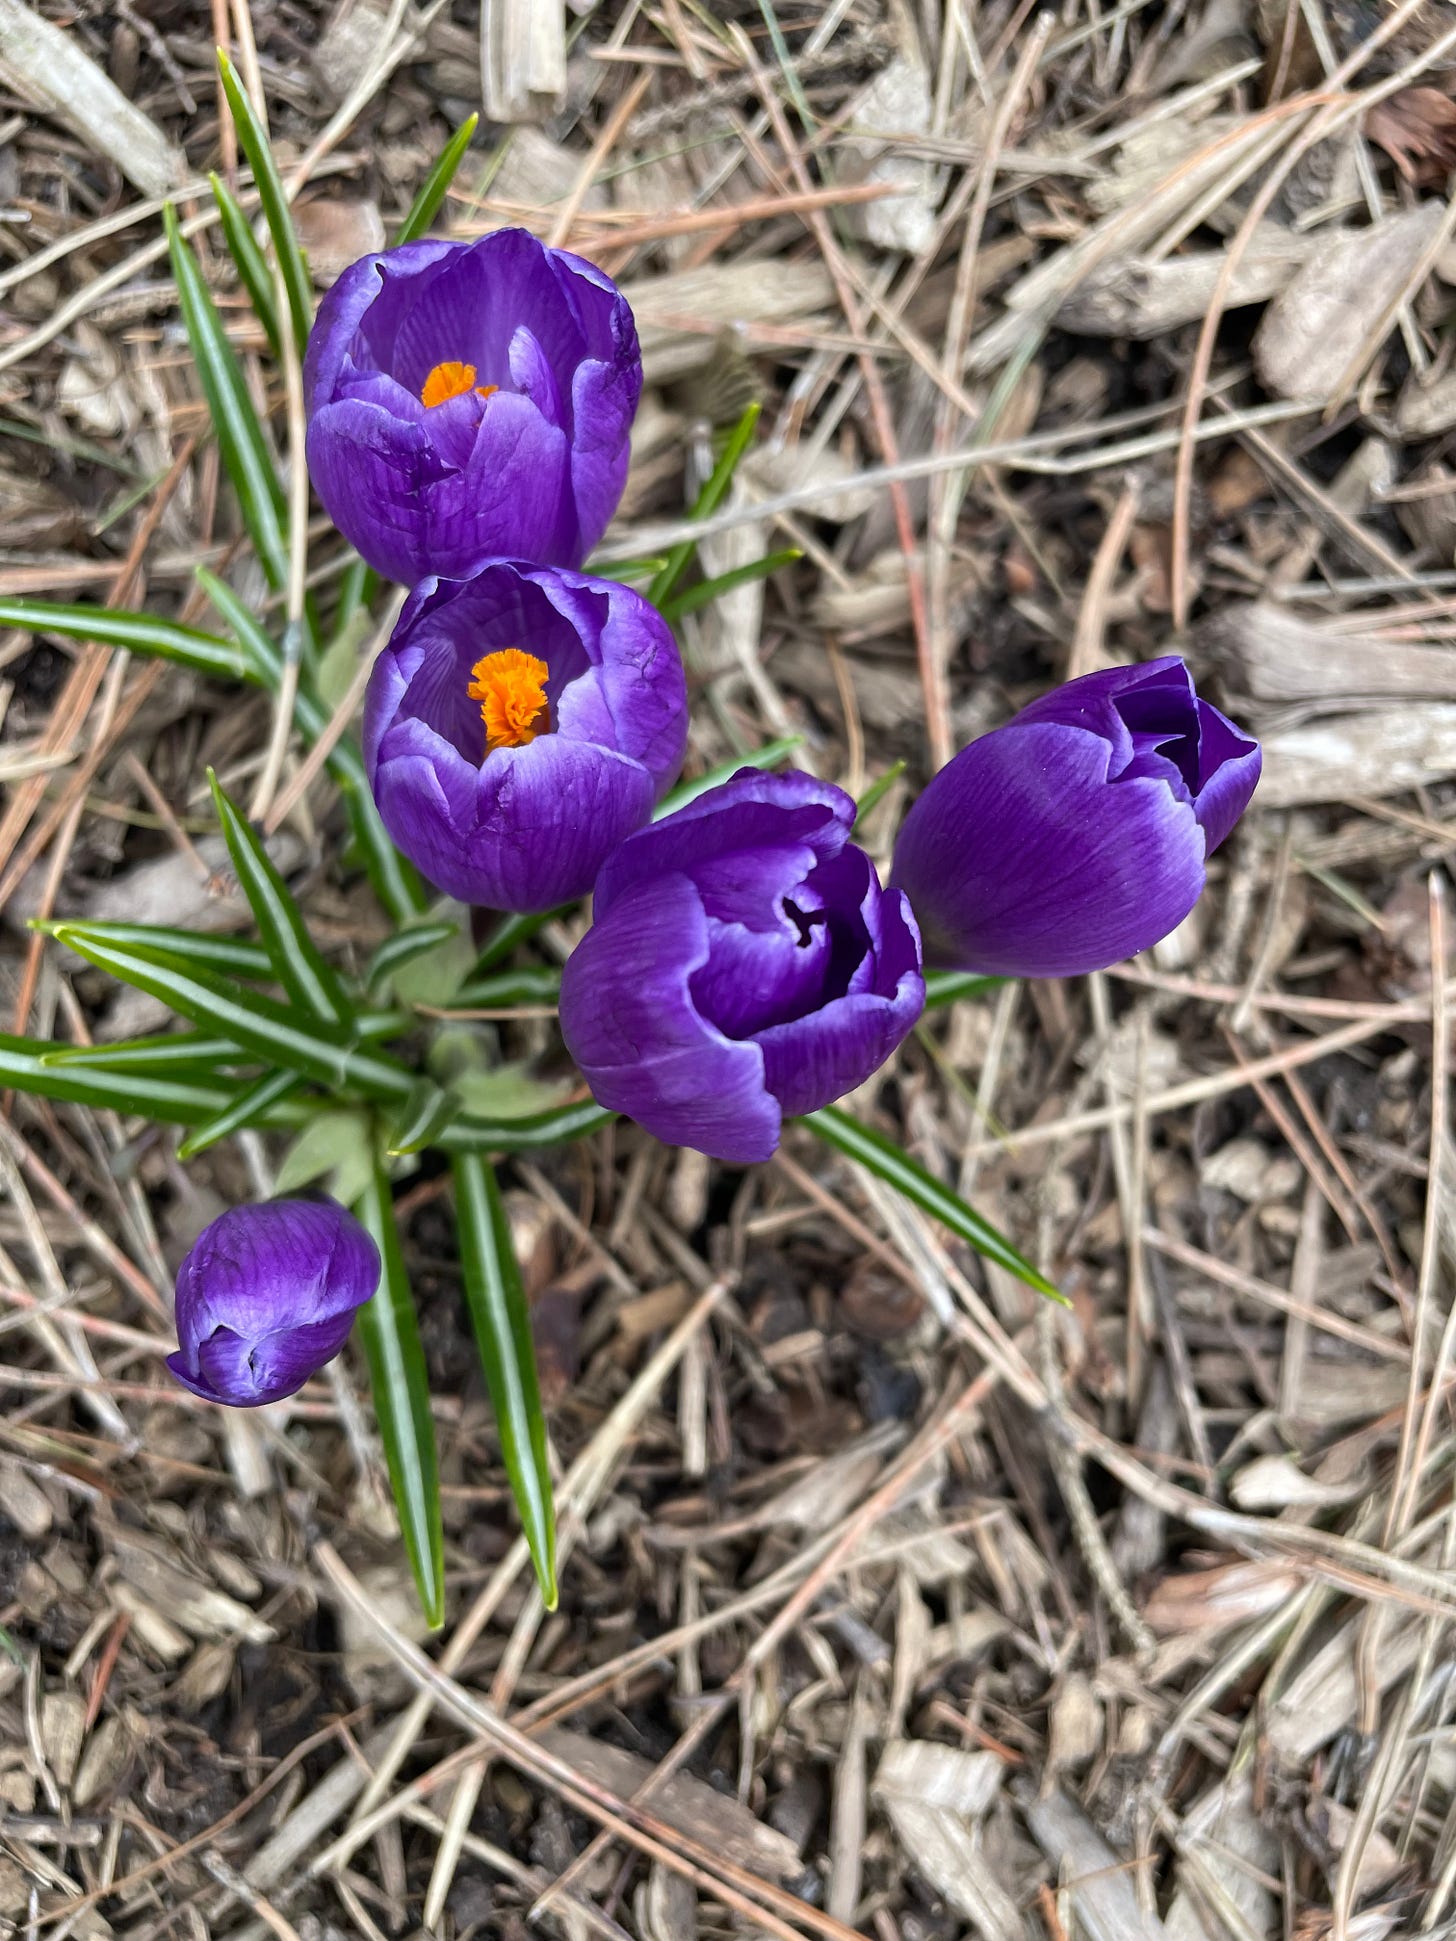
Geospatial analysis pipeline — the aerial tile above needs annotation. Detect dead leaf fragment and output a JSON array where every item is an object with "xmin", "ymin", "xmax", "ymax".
[
  {"xmin": 1258, "ymin": 705, "xmax": 1456, "ymax": 806},
  {"xmin": 295, "ymin": 199, "xmax": 386, "ymax": 287},
  {"xmin": 1366, "ymin": 86, "xmax": 1456, "ymax": 186},
  {"xmin": 1253, "ymin": 201, "xmax": 1446, "ymax": 403},
  {"xmin": 874, "ymin": 1744, "xmax": 1018, "ymax": 1937},
  {"xmin": 539, "ymin": 1728, "xmax": 800, "ymax": 1881}
]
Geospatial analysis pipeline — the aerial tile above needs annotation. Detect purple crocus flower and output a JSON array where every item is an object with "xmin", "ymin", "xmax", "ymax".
[
  {"xmin": 364, "ymin": 559, "xmax": 688, "ymax": 911},
  {"xmin": 167, "ymin": 1199, "xmax": 380, "ymax": 1407},
  {"xmin": 559, "ymin": 770, "xmax": 925, "ymax": 1163},
  {"xmin": 304, "ymin": 229, "xmax": 641, "ymax": 584},
  {"xmin": 890, "ymin": 657, "xmax": 1261, "ymax": 978}
]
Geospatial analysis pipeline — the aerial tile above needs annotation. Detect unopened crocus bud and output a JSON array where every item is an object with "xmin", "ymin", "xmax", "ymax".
[
  {"xmin": 364, "ymin": 559, "xmax": 688, "ymax": 912},
  {"xmin": 167, "ymin": 1199, "xmax": 380, "ymax": 1407},
  {"xmin": 560, "ymin": 770, "xmax": 925, "ymax": 1163},
  {"xmin": 304, "ymin": 229, "xmax": 641, "ymax": 584},
  {"xmin": 890, "ymin": 657, "xmax": 1261, "ymax": 978}
]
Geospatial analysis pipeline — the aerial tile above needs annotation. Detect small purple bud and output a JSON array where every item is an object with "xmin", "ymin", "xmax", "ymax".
[
  {"xmin": 890, "ymin": 656, "xmax": 1261, "ymax": 978},
  {"xmin": 167, "ymin": 1199, "xmax": 380, "ymax": 1408}
]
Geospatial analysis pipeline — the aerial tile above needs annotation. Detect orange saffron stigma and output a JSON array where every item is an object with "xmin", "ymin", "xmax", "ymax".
[
  {"xmin": 468, "ymin": 648, "xmax": 550, "ymax": 753},
  {"xmin": 420, "ymin": 361, "xmax": 500, "ymax": 409}
]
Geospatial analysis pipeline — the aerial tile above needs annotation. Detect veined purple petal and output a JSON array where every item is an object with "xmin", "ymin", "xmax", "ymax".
[
  {"xmin": 168, "ymin": 1200, "xmax": 379, "ymax": 1409},
  {"xmin": 594, "ymin": 769, "xmax": 855, "ymax": 916},
  {"xmin": 560, "ymin": 873, "xmax": 781, "ymax": 1165},
  {"xmin": 1189, "ymin": 697, "xmax": 1262, "ymax": 850},
  {"xmin": 889, "ymin": 657, "xmax": 1259, "ymax": 978},
  {"xmin": 891, "ymin": 720, "xmax": 1210, "ymax": 977}
]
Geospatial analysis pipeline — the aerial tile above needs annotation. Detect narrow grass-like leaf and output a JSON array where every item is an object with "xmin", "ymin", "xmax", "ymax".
[
  {"xmin": 52, "ymin": 928, "xmax": 414, "ymax": 1103},
  {"xmin": 387, "ymin": 1080, "xmax": 462, "ymax": 1157},
  {"xmin": 656, "ymin": 735, "xmax": 801, "ymax": 818},
  {"xmin": 660, "ymin": 547, "xmax": 801, "ymax": 623},
  {"xmin": 216, "ymin": 51, "xmax": 313, "ymax": 354},
  {"xmin": 0, "ymin": 599, "xmax": 256, "ymax": 685},
  {"xmin": 193, "ymin": 567, "xmax": 281, "ymax": 683},
  {"xmin": 40, "ymin": 1031, "xmax": 245, "ymax": 1073},
  {"xmin": 924, "ymin": 970, "xmax": 1007, "ymax": 1009},
  {"xmin": 451, "ymin": 965, "xmax": 561, "ymax": 1010},
  {"xmin": 164, "ymin": 204, "xmax": 288, "ymax": 591},
  {"xmin": 854, "ymin": 760, "xmax": 907, "ymax": 830},
  {"xmin": 649, "ymin": 402, "xmax": 760, "ymax": 609},
  {"xmin": 439, "ymin": 1098, "xmax": 614, "ymax": 1154},
  {"xmin": 354, "ymin": 1160, "xmax": 445, "ymax": 1626},
  {"xmin": 367, "ymin": 921, "xmax": 461, "ymax": 994},
  {"xmin": 36, "ymin": 922, "xmax": 276, "ymax": 982},
  {"xmin": 803, "ymin": 1104, "xmax": 1065, "ymax": 1302},
  {"xmin": 471, "ymin": 907, "xmax": 573, "ymax": 976},
  {"xmin": 0, "ymin": 1033, "xmax": 249, "ymax": 1124},
  {"xmin": 210, "ymin": 172, "xmax": 280, "ymax": 353},
  {"xmin": 396, "ymin": 113, "xmax": 479, "ymax": 245},
  {"xmin": 332, "ymin": 555, "xmax": 373, "ymax": 641},
  {"xmin": 208, "ymin": 770, "xmax": 351, "ymax": 1026},
  {"xmin": 451, "ymin": 1151, "xmax": 556, "ymax": 1605},
  {"xmin": 176, "ymin": 1068, "xmax": 301, "ymax": 1159}
]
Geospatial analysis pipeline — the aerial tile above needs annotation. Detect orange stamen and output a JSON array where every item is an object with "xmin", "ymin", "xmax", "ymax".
[
  {"xmin": 421, "ymin": 360, "xmax": 477, "ymax": 408},
  {"xmin": 468, "ymin": 648, "xmax": 550, "ymax": 753}
]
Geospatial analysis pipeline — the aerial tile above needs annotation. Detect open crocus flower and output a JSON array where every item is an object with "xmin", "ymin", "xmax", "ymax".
[
  {"xmin": 364, "ymin": 560, "xmax": 688, "ymax": 911},
  {"xmin": 890, "ymin": 657, "xmax": 1261, "ymax": 978},
  {"xmin": 304, "ymin": 229, "xmax": 641, "ymax": 584},
  {"xmin": 167, "ymin": 1199, "xmax": 380, "ymax": 1407},
  {"xmin": 559, "ymin": 770, "xmax": 925, "ymax": 1163}
]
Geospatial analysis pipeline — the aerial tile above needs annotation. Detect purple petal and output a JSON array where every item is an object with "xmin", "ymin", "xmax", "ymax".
[
  {"xmin": 560, "ymin": 874, "xmax": 781, "ymax": 1164},
  {"xmin": 891, "ymin": 721, "xmax": 1209, "ymax": 977},
  {"xmin": 373, "ymin": 720, "xmax": 658, "ymax": 910},
  {"xmin": 752, "ymin": 870, "xmax": 923, "ymax": 1116},
  {"xmin": 594, "ymin": 769, "xmax": 855, "ymax": 917},
  {"xmin": 691, "ymin": 902, "xmax": 834, "ymax": 1039},
  {"xmin": 1190, "ymin": 697, "xmax": 1262, "ymax": 851}
]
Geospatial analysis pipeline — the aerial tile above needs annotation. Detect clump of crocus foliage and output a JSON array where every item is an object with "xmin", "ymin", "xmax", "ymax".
[{"xmin": 0, "ymin": 90, "xmax": 1259, "ymax": 1622}]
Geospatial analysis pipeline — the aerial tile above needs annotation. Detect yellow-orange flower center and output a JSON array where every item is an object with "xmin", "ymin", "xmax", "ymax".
[
  {"xmin": 468, "ymin": 648, "xmax": 551, "ymax": 753},
  {"xmin": 420, "ymin": 360, "xmax": 500, "ymax": 409}
]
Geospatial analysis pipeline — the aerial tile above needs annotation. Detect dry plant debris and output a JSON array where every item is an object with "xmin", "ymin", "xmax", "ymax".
[{"xmin": 5, "ymin": 3, "xmax": 1456, "ymax": 1939}]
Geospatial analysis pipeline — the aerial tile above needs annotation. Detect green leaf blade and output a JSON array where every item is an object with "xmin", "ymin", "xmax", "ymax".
[
  {"xmin": 451, "ymin": 1152, "xmax": 556, "ymax": 1607},
  {"xmin": 164, "ymin": 204, "xmax": 288, "ymax": 592},
  {"xmin": 0, "ymin": 599, "xmax": 257, "ymax": 685},
  {"xmin": 649, "ymin": 402, "xmax": 761, "ymax": 609},
  {"xmin": 924, "ymin": 970, "xmax": 1008, "ymax": 1009},
  {"xmin": 386, "ymin": 1080, "xmax": 462, "ymax": 1157},
  {"xmin": 216, "ymin": 51, "xmax": 313, "ymax": 355},
  {"xmin": 208, "ymin": 770, "xmax": 351, "ymax": 1027},
  {"xmin": 656, "ymin": 736, "xmax": 801, "ymax": 820},
  {"xmin": 659, "ymin": 547, "xmax": 800, "ymax": 623},
  {"xmin": 176, "ymin": 1067, "xmax": 301, "ymax": 1159},
  {"xmin": 39, "ymin": 1030, "xmax": 244, "ymax": 1074},
  {"xmin": 0, "ymin": 1033, "xmax": 250, "ymax": 1125},
  {"xmin": 396, "ymin": 115, "xmax": 479, "ymax": 245},
  {"xmin": 354, "ymin": 1161, "xmax": 445, "ymax": 1627},
  {"xmin": 209, "ymin": 171, "xmax": 281, "ymax": 354},
  {"xmin": 51, "ymin": 927, "xmax": 413, "ymax": 1104},
  {"xmin": 803, "ymin": 1105, "xmax": 1064, "ymax": 1303},
  {"xmin": 438, "ymin": 1098, "xmax": 615, "ymax": 1154}
]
